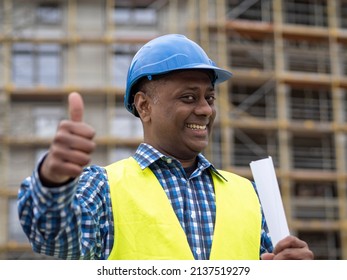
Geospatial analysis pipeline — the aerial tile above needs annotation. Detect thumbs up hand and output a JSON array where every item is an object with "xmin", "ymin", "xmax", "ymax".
[{"xmin": 39, "ymin": 92, "xmax": 96, "ymax": 186}]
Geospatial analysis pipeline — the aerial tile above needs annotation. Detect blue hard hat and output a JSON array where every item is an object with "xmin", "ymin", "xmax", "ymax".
[{"xmin": 124, "ymin": 34, "xmax": 232, "ymax": 116}]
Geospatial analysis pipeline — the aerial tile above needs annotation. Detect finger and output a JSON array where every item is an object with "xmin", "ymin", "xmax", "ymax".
[
  {"xmin": 47, "ymin": 160, "xmax": 86, "ymax": 180},
  {"xmin": 274, "ymin": 236, "xmax": 308, "ymax": 255},
  {"xmin": 261, "ymin": 253, "xmax": 275, "ymax": 260},
  {"xmin": 40, "ymin": 153, "xmax": 84, "ymax": 185},
  {"xmin": 272, "ymin": 247, "xmax": 314, "ymax": 260},
  {"xmin": 50, "ymin": 147, "xmax": 93, "ymax": 168},
  {"xmin": 68, "ymin": 92, "xmax": 84, "ymax": 122},
  {"xmin": 55, "ymin": 124, "xmax": 96, "ymax": 150}
]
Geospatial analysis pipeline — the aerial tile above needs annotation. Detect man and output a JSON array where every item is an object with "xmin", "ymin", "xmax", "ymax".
[{"xmin": 17, "ymin": 34, "xmax": 313, "ymax": 260}]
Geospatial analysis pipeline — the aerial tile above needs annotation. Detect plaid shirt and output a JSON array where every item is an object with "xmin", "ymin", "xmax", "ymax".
[{"xmin": 18, "ymin": 143, "xmax": 273, "ymax": 259}]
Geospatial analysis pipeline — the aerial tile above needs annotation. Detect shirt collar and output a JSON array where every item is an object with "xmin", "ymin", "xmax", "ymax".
[
  {"xmin": 133, "ymin": 143, "xmax": 227, "ymax": 181},
  {"xmin": 133, "ymin": 143, "xmax": 163, "ymax": 169}
]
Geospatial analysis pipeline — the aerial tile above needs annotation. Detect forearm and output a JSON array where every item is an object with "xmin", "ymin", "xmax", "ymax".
[
  {"xmin": 17, "ymin": 170, "xmax": 87, "ymax": 259},
  {"xmin": 18, "ymin": 164, "xmax": 112, "ymax": 259}
]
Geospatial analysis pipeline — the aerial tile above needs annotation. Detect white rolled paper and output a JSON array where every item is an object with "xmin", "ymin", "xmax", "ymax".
[{"xmin": 250, "ymin": 156, "xmax": 290, "ymax": 247}]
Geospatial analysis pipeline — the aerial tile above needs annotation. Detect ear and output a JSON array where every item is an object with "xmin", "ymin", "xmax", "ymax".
[{"xmin": 134, "ymin": 92, "xmax": 151, "ymax": 122}]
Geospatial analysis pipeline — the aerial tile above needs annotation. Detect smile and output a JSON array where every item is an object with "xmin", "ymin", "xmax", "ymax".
[{"xmin": 186, "ymin": 123, "xmax": 207, "ymax": 130}]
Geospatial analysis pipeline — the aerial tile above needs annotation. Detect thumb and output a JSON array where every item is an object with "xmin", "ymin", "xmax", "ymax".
[{"xmin": 68, "ymin": 92, "xmax": 84, "ymax": 122}]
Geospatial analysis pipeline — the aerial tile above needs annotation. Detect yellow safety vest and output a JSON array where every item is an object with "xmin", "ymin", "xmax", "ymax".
[{"xmin": 106, "ymin": 157, "xmax": 261, "ymax": 260}]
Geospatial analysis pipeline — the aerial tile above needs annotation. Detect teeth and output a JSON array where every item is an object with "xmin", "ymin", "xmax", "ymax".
[{"xmin": 187, "ymin": 124, "xmax": 206, "ymax": 130}]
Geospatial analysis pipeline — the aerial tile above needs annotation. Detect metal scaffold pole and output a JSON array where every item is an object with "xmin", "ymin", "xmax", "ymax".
[{"xmin": 328, "ymin": 0, "xmax": 347, "ymax": 260}]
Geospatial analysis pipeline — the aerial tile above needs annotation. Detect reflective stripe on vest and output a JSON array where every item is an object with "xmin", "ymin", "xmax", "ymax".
[{"xmin": 106, "ymin": 157, "xmax": 261, "ymax": 260}]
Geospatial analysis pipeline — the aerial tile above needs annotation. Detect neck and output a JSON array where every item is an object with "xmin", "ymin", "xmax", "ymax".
[
  {"xmin": 178, "ymin": 158, "xmax": 197, "ymax": 169},
  {"xmin": 143, "ymin": 141, "xmax": 198, "ymax": 169}
]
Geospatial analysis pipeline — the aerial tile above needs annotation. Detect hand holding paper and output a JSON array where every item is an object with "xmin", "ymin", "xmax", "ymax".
[{"xmin": 250, "ymin": 156, "xmax": 290, "ymax": 247}]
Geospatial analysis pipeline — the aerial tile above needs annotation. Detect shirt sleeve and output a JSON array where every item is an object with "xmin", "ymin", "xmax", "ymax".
[{"xmin": 17, "ymin": 160, "xmax": 113, "ymax": 260}]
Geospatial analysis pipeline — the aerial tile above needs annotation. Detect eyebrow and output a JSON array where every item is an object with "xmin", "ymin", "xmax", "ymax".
[{"xmin": 180, "ymin": 85, "xmax": 215, "ymax": 91}]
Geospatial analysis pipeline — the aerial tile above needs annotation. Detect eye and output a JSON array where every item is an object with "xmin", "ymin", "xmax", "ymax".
[
  {"xmin": 206, "ymin": 95, "xmax": 216, "ymax": 104},
  {"xmin": 181, "ymin": 94, "xmax": 195, "ymax": 103}
]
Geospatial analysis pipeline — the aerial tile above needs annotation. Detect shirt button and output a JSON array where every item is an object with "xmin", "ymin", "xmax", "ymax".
[
  {"xmin": 191, "ymin": 212, "xmax": 196, "ymax": 219},
  {"xmin": 196, "ymin": 248, "xmax": 201, "ymax": 255},
  {"xmin": 166, "ymin": 158, "xmax": 172, "ymax": 164}
]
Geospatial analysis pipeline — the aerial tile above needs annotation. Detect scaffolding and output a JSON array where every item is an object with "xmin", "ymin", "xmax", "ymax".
[{"xmin": 0, "ymin": 0, "xmax": 347, "ymax": 260}]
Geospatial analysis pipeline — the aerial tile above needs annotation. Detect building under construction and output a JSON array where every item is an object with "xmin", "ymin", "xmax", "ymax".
[{"xmin": 0, "ymin": 0, "xmax": 346, "ymax": 259}]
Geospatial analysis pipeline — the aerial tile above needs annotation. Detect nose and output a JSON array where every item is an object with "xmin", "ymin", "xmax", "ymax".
[{"xmin": 194, "ymin": 97, "xmax": 214, "ymax": 117}]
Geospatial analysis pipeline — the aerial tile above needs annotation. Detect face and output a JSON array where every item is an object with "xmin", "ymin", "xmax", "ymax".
[{"xmin": 137, "ymin": 70, "xmax": 217, "ymax": 163}]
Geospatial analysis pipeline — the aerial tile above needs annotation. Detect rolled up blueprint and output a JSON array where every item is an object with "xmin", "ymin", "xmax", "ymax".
[{"xmin": 249, "ymin": 156, "xmax": 290, "ymax": 247}]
